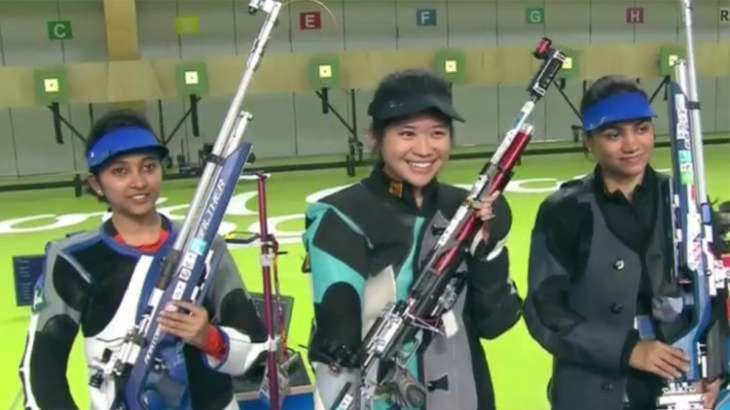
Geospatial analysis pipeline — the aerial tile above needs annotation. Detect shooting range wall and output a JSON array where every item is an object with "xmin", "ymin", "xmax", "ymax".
[{"xmin": 1, "ymin": 0, "xmax": 730, "ymax": 177}]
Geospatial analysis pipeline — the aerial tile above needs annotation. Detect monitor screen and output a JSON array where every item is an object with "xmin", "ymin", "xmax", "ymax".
[
  {"xmin": 13, "ymin": 255, "xmax": 46, "ymax": 307},
  {"xmin": 248, "ymin": 292, "xmax": 294, "ymax": 336}
]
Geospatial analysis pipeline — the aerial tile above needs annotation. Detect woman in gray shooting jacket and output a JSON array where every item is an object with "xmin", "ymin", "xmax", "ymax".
[{"xmin": 524, "ymin": 75, "xmax": 722, "ymax": 410}]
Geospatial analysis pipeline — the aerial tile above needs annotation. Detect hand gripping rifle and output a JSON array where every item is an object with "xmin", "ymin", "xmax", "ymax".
[
  {"xmin": 329, "ymin": 38, "xmax": 566, "ymax": 410},
  {"xmin": 655, "ymin": 1, "xmax": 730, "ymax": 409},
  {"xmin": 87, "ymin": 1, "xmax": 282, "ymax": 409}
]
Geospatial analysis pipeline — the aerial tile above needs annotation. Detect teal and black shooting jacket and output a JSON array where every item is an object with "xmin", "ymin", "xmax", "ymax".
[{"xmin": 303, "ymin": 167, "xmax": 522, "ymax": 410}]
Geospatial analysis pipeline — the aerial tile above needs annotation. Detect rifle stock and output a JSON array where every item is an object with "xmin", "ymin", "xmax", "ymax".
[{"xmin": 656, "ymin": 1, "xmax": 730, "ymax": 409}]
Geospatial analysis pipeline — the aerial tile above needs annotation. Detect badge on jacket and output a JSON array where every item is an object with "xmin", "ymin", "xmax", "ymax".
[{"xmin": 31, "ymin": 281, "xmax": 47, "ymax": 313}]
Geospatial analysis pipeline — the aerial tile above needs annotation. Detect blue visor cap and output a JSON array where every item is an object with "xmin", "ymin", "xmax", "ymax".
[
  {"xmin": 87, "ymin": 126, "xmax": 168, "ymax": 171},
  {"xmin": 582, "ymin": 92, "xmax": 656, "ymax": 133}
]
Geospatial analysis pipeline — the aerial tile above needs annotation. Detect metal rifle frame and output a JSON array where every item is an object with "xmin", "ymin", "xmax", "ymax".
[
  {"xmin": 87, "ymin": 1, "xmax": 283, "ymax": 408},
  {"xmin": 329, "ymin": 37, "xmax": 566, "ymax": 410},
  {"xmin": 656, "ymin": 1, "xmax": 730, "ymax": 409}
]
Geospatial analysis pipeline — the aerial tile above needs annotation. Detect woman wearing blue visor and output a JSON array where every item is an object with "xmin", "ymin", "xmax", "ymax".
[
  {"xmin": 523, "ymin": 75, "xmax": 720, "ymax": 410},
  {"xmin": 20, "ymin": 110, "xmax": 268, "ymax": 410}
]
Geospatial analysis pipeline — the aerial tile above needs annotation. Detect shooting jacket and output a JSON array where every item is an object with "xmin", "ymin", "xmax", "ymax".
[
  {"xmin": 19, "ymin": 215, "xmax": 267, "ymax": 410},
  {"xmin": 303, "ymin": 167, "xmax": 522, "ymax": 410},
  {"xmin": 524, "ymin": 169, "xmax": 682, "ymax": 410}
]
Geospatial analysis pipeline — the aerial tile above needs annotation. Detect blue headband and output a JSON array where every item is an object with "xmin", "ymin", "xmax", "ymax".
[
  {"xmin": 582, "ymin": 92, "xmax": 656, "ymax": 133},
  {"xmin": 87, "ymin": 126, "xmax": 167, "ymax": 171}
]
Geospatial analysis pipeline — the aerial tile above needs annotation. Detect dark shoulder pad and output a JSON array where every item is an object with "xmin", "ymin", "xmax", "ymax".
[
  {"xmin": 558, "ymin": 175, "xmax": 592, "ymax": 195},
  {"xmin": 318, "ymin": 183, "xmax": 389, "ymax": 238},
  {"xmin": 558, "ymin": 178, "xmax": 583, "ymax": 189},
  {"xmin": 542, "ymin": 175, "xmax": 591, "ymax": 211},
  {"xmin": 319, "ymin": 183, "xmax": 369, "ymax": 214}
]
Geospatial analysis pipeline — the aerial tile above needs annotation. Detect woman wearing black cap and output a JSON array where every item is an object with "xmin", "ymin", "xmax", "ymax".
[
  {"xmin": 303, "ymin": 69, "xmax": 522, "ymax": 409},
  {"xmin": 523, "ymin": 75, "xmax": 721, "ymax": 410},
  {"xmin": 19, "ymin": 110, "xmax": 268, "ymax": 410}
]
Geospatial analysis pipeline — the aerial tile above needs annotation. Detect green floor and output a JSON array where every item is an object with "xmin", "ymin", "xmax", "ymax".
[{"xmin": 1, "ymin": 144, "xmax": 728, "ymax": 410}]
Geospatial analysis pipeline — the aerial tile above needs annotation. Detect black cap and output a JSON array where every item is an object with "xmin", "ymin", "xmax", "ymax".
[{"xmin": 367, "ymin": 69, "xmax": 464, "ymax": 122}]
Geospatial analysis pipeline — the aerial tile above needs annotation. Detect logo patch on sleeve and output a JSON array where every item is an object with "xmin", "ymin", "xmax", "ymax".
[{"xmin": 32, "ymin": 284, "xmax": 47, "ymax": 313}]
